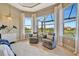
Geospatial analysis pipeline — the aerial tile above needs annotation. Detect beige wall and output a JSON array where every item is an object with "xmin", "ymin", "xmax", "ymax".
[{"xmin": 0, "ymin": 3, "xmax": 22, "ymax": 41}]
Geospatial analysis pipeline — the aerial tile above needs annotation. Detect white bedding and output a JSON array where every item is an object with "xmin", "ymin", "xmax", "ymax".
[{"xmin": 0, "ymin": 45, "xmax": 14, "ymax": 56}]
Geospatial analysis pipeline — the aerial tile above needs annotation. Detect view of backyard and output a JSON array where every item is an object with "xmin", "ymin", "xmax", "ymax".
[
  {"xmin": 64, "ymin": 28, "xmax": 76, "ymax": 38},
  {"xmin": 25, "ymin": 27, "xmax": 32, "ymax": 33}
]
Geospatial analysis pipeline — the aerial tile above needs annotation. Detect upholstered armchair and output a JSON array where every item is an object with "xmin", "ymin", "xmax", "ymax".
[
  {"xmin": 42, "ymin": 33, "xmax": 56, "ymax": 50},
  {"xmin": 29, "ymin": 32, "xmax": 39, "ymax": 44},
  {"xmin": 43, "ymin": 40, "xmax": 53, "ymax": 50}
]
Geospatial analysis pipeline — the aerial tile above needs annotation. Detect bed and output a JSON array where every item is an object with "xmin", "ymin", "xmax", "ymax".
[{"xmin": 0, "ymin": 39, "xmax": 16, "ymax": 56}]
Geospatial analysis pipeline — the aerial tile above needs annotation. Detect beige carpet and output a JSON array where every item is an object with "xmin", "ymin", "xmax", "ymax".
[{"xmin": 11, "ymin": 40, "xmax": 74, "ymax": 56}]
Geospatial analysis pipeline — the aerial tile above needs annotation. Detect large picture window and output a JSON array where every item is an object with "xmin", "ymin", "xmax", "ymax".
[
  {"xmin": 64, "ymin": 3, "xmax": 77, "ymax": 38},
  {"xmin": 24, "ymin": 17, "xmax": 32, "ymax": 34},
  {"xmin": 37, "ymin": 14, "xmax": 55, "ymax": 35}
]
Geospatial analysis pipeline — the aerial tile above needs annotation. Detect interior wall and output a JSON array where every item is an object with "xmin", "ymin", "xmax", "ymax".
[
  {"xmin": 0, "ymin": 3, "xmax": 21, "ymax": 41},
  {"xmin": 23, "ymin": 11, "xmax": 33, "ymax": 17}
]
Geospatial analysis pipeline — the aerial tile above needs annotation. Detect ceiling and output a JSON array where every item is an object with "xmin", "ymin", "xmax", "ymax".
[
  {"xmin": 9, "ymin": 3, "xmax": 55, "ymax": 12},
  {"xmin": 19, "ymin": 3, "xmax": 40, "ymax": 8}
]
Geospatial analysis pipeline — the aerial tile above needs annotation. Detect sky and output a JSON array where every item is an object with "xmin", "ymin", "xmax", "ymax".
[
  {"xmin": 24, "ymin": 17, "xmax": 32, "ymax": 28},
  {"xmin": 64, "ymin": 3, "xmax": 77, "ymax": 28},
  {"xmin": 24, "ymin": 3, "xmax": 77, "ymax": 28}
]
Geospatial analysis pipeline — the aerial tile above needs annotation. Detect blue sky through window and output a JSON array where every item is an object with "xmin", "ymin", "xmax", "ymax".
[
  {"xmin": 24, "ymin": 17, "xmax": 32, "ymax": 29},
  {"xmin": 64, "ymin": 3, "xmax": 77, "ymax": 28},
  {"xmin": 64, "ymin": 3, "xmax": 77, "ymax": 18},
  {"xmin": 24, "ymin": 17, "xmax": 32, "ymax": 26},
  {"xmin": 38, "ymin": 14, "xmax": 55, "ymax": 28},
  {"xmin": 64, "ymin": 20, "xmax": 76, "ymax": 28}
]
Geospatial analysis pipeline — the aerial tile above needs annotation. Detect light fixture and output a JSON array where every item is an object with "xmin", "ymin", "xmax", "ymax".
[
  {"xmin": 6, "ymin": 4, "xmax": 12, "ymax": 20},
  {"xmin": 7, "ymin": 16, "xmax": 12, "ymax": 20}
]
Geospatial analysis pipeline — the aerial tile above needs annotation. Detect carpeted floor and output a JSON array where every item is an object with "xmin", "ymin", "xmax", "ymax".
[{"xmin": 11, "ymin": 40, "xmax": 74, "ymax": 56}]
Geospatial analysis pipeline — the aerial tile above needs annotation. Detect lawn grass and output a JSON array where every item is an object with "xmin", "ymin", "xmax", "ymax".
[
  {"xmin": 64, "ymin": 29, "xmax": 76, "ymax": 38},
  {"xmin": 25, "ymin": 28, "xmax": 32, "ymax": 33},
  {"xmin": 25, "ymin": 28, "xmax": 76, "ymax": 38}
]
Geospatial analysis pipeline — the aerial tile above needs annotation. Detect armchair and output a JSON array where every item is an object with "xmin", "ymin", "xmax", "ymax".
[
  {"xmin": 29, "ymin": 32, "xmax": 39, "ymax": 44},
  {"xmin": 42, "ymin": 33, "xmax": 56, "ymax": 50}
]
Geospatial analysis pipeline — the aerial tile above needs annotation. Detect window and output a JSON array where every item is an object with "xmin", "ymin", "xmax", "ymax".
[
  {"xmin": 64, "ymin": 3, "xmax": 77, "ymax": 38},
  {"xmin": 24, "ymin": 17, "xmax": 32, "ymax": 34},
  {"xmin": 45, "ymin": 14, "xmax": 55, "ymax": 34},
  {"xmin": 37, "ymin": 14, "xmax": 55, "ymax": 34}
]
